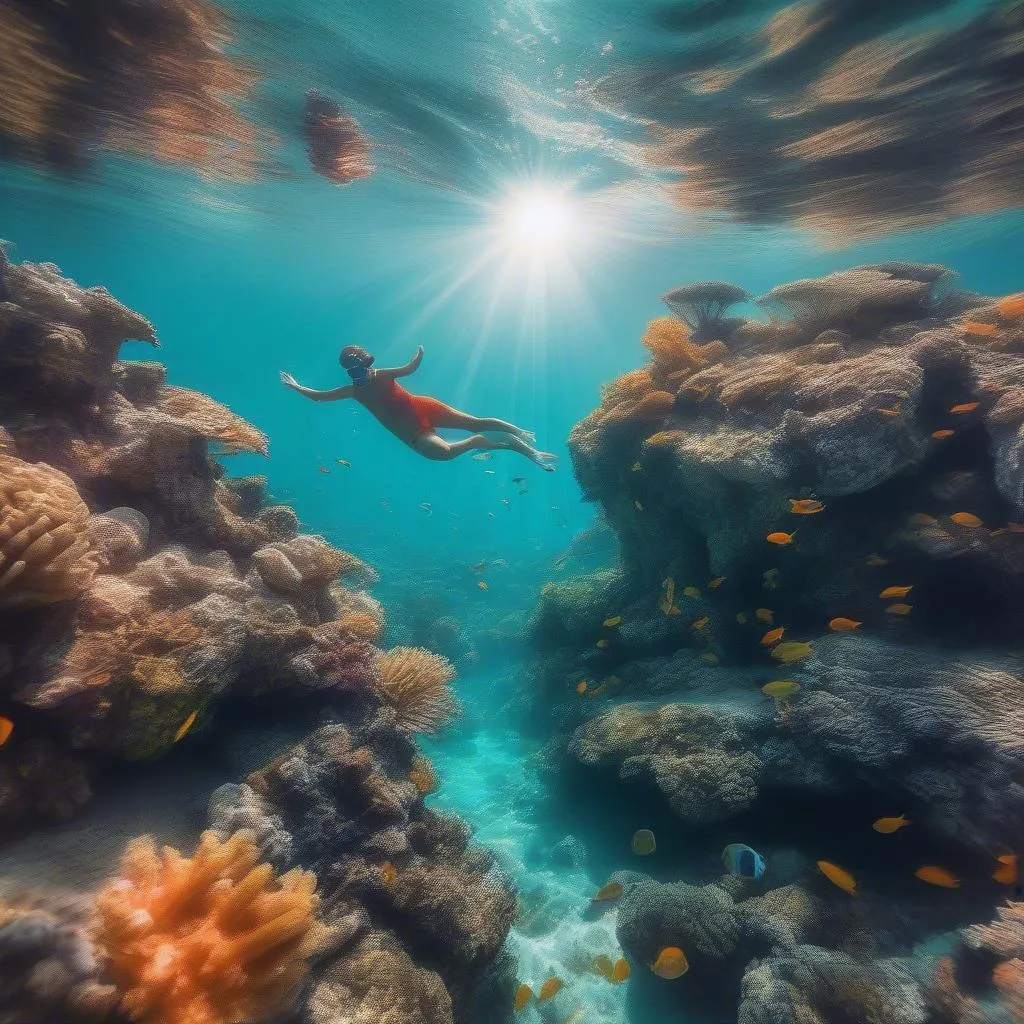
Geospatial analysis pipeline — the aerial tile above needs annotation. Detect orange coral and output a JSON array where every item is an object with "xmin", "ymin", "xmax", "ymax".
[
  {"xmin": 95, "ymin": 830, "xmax": 326, "ymax": 1024},
  {"xmin": 375, "ymin": 647, "xmax": 459, "ymax": 734},
  {"xmin": 601, "ymin": 368, "xmax": 655, "ymax": 409},
  {"xmin": 641, "ymin": 317, "xmax": 709, "ymax": 373},
  {"xmin": 0, "ymin": 453, "xmax": 99, "ymax": 608},
  {"xmin": 993, "ymin": 959, "xmax": 1024, "ymax": 1020},
  {"xmin": 409, "ymin": 754, "xmax": 439, "ymax": 795}
]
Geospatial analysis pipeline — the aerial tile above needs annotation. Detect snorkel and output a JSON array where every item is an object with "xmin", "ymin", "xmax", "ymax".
[{"xmin": 340, "ymin": 345, "xmax": 374, "ymax": 387}]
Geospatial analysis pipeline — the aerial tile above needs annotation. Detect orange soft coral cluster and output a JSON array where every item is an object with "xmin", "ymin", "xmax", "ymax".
[{"xmin": 95, "ymin": 830, "xmax": 326, "ymax": 1024}]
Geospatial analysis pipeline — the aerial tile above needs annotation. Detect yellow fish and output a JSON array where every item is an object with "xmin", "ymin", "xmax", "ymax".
[
  {"xmin": 885, "ymin": 603, "xmax": 913, "ymax": 616},
  {"xmin": 631, "ymin": 461, "xmax": 643, "ymax": 472},
  {"xmin": 514, "ymin": 984, "xmax": 533, "ymax": 1012},
  {"xmin": 993, "ymin": 854, "xmax": 1019, "ymax": 885},
  {"xmin": 708, "ymin": 576, "xmax": 727, "ymax": 589},
  {"xmin": 610, "ymin": 958, "xmax": 631, "ymax": 983},
  {"xmin": 335, "ymin": 459, "xmax": 351, "ymax": 467},
  {"xmin": 537, "ymin": 977, "xmax": 564, "ymax": 1003},
  {"xmin": 828, "ymin": 617, "xmax": 861, "ymax": 632},
  {"xmin": 682, "ymin": 586, "xmax": 701, "ymax": 598},
  {"xmin": 593, "ymin": 954, "xmax": 615, "ymax": 980},
  {"xmin": 761, "ymin": 626, "xmax": 785, "ymax": 646},
  {"xmin": 950, "ymin": 512, "xmax": 983, "ymax": 527},
  {"xmin": 771, "ymin": 641, "xmax": 813, "ymax": 663},
  {"xmin": 174, "ymin": 710, "xmax": 198, "ymax": 743},
  {"xmin": 477, "ymin": 580, "xmax": 489, "ymax": 591},
  {"xmin": 380, "ymin": 861, "xmax": 397, "ymax": 885},
  {"xmin": 909, "ymin": 513, "xmax": 937, "ymax": 526},
  {"xmin": 879, "ymin": 585, "xmax": 913, "ymax": 599},
  {"xmin": 931, "ymin": 429, "xmax": 954, "ymax": 439},
  {"xmin": 650, "ymin": 947, "xmax": 689, "ymax": 979},
  {"xmin": 949, "ymin": 402, "xmax": 979, "ymax": 413},
  {"xmin": 603, "ymin": 616, "xmax": 622, "ymax": 628},
  {"xmin": 634, "ymin": 500, "xmax": 644, "ymax": 512},
  {"xmin": 631, "ymin": 829, "xmax": 656, "ymax": 855},
  {"xmin": 736, "ymin": 612, "xmax": 748, "ymax": 624},
  {"xmin": 915, "ymin": 865, "xmax": 960, "ymax": 889},
  {"xmin": 818, "ymin": 860, "xmax": 858, "ymax": 896},
  {"xmin": 789, "ymin": 498, "xmax": 825, "ymax": 514},
  {"xmin": 872, "ymin": 814, "xmax": 910, "ymax": 834},
  {"xmin": 767, "ymin": 531, "xmax": 795, "ymax": 546},
  {"xmin": 693, "ymin": 616, "xmax": 710, "ymax": 630},
  {"xmin": 755, "ymin": 608, "xmax": 774, "ymax": 625},
  {"xmin": 865, "ymin": 553, "xmax": 890, "ymax": 567},
  {"xmin": 576, "ymin": 681, "xmax": 588, "ymax": 695},
  {"xmin": 593, "ymin": 881, "xmax": 624, "ymax": 901},
  {"xmin": 596, "ymin": 639, "xmax": 610, "ymax": 649},
  {"xmin": 0, "ymin": 716, "xmax": 14, "ymax": 748},
  {"xmin": 875, "ymin": 406, "xmax": 901, "ymax": 417},
  {"xmin": 762, "ymin": 679, "xmax": 800, "ymax": 698}
]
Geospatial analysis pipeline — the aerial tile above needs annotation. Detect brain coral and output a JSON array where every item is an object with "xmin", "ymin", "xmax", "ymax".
[
  {"xmin": 0, "ymin": 454, "xmax": 99, "ymax": 608},
  {"xmin": 95, "ymin": 829, "xmax": 326, "ymax": 1024}
]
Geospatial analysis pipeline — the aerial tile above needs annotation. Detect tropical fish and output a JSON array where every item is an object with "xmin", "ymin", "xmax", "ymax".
[
  {"xmin": 708, "ymin": 576, "xmax": 727, "ymax": 589},
  {"xmin": 736, "ymin": 612, "xmax": 748, "ymax": 625},
  {"xmin": 634, "ymin": 500, "xmax": 644, "ymax": 511},
  {"xmin": 631, "ymin": 829, "xmax": 657, "ymax": 855},
  {"xmin": 500, "ymin": 498, "xmax": 512, "ymax": 508},
  {"xmin": 472, "ymin": 452, "xmax": 494, "ymax": 461},
  {"xmin": 790, "ymin": 498, "xmax": 825, "ymax": 514},
  {"xmin": 631, "ymin": 461, "xmax": 643, "ymax": 472},
  {"xmin": 537, "ymin": 977, "xmax": 564, "ymax": 1003},
  {"xmin": 477, "ymin": 581, "xmax": 489, "ymax": 591},
  {"xmin": 318, "ymin": 466, "xmax": 331, "ymax": 474},
  {"xmin": 471, "ymin": 561, "xmax": 487, "ymax": 573},
  {"xmin": 484, "ymin": 469, "xmax": 496, "ymax": 475},
  {"xmin": 335, "ymin": 459, "xmax": 351, "ymax": 467},
  {"xmin": 755, "ymin": 608, "xmax": 774, "ymax": 625},
  {"xmin": 772, "ymin": 641, "xmax": 813, "ymax": 663},
  {"xmin": 174, "ymin": 710, "xmax": 198, "ymax": 743},
  {"xmin": 722, "ymin": 843, "xmax": 767, "ymax": 880},
  {"xmin": 0, "ymin": 716, "xmax": 14, "ymax": 747},
  {"xmin": 875, "ymin": 407, "xmax": 901, "ymax": 417},
  {"xmin": 865, "ymin": 553, "xmax": 890, "ymax": 567},
  {"xmin": 762, "ymin": 680, "xmax": 800, "ymax": 698},
  {"xmin": 909, "ymin": 513, "xmax": 936, "ymax": 526},
  {"xmin": 576, "ymin": 681, "xmax": 588, "ymax": 695},
  {"xmin": 700, "ymin": 652, "xmax": 719, "ymax": 665},
  {"xmin": 380, "ymin": 862, "xmax": 397, "ymax": 885},
  {"xmin": 950, "ymin": 512, "xmax": 983, "ymax": 527},
  {"xmin": 650, "ymin": 947, "xmax": 689, "ymax": 979},
  {"xmin": 761, "ymin": 626, "xmax": 785, "ymax": 646},
  {"xmin": 603, "ymin": 616, "xmax": 622, "ymax": 628},
  {"xmin": 872, "ymin": 815, "xmax": 910, "ymax": 834},
  {"xmin": 993, "ymin": 854, "xmax": 1019, "ymax": 886},
  {"xmin": 596, "ymin": 639, "xmax": 609, "ymax": 649},
  {"xmin": 829, "ymin": 617, "xmax": 861, "ymax": 632},
  {"xmin": 514, "ymin": 984, "xmax": 533, "ymax": 1011},
  {"xmin": 682, "ymin": 586, "xmax": 701, "ymax": 598},
  {"xmin": 885, "ymin": 603, "xmax": 913, "ymax": 616},
  {"xmin": 818, "ymin": 860, "xmax": 858, "ymax": 896},
  {"xmin": 767, "ymin": 531, "xmax": 795, "ymax": 545},
  {"xmin": 997, "ymin": 292, "xmax": 1024, "ymax": 319},
  {"xmin": 610, "ymin": 958, "xmax": 631, "ymax": 983},
  {"xmin": 660, "ymin": 601, "xmax": 682, "ymax": 617},
  {"xmin": 931, "ymin": 430, "xmax": 955, "ymax": 439},
  {"xmin": 763, "ymin": 568, "xmax": 779, "ymax": 589},
  {"xmin": 593, "ymin": 881, "xmax": 623, "ymax": 901},
  {"xmin": 915, "ymin": 866, "xmax": 960, "ymax": 889},
  {"xmin": 879, "ymin": 586, "xmax": 913, "ymax": 599},
  {"xmin": 593, "ymin": 954, "xmax": 615, "ymax": 979},
  {"xmin": 960, "ymin": 321, "xmax": 997, "ymax": 337},
  {"xmin": 950, "ymin": 401, "xmax": 980, "ymax": 413},
  {"xmin": 693, "ymin": 616, "xmax": 710, "ymax": 630}
]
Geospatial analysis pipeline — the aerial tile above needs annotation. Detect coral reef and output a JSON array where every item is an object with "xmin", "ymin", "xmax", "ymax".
[{"xmin": 375, "ymin": 647, "xmax": 459, "ymax": 734}]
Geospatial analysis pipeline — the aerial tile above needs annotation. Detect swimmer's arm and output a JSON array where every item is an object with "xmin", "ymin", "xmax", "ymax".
[
  {"xmin": 377, "ymin": 345, "xmax": 424, "ymax": 380},
  {"xmin": 280, "ymin": 371, "xmax": 354, "ymax": 401}
]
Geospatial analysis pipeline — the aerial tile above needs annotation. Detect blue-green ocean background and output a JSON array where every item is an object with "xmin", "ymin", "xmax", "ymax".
[{"xmin": 3, "ymin": 0, "xmax": 1024, "ymax": 1019}]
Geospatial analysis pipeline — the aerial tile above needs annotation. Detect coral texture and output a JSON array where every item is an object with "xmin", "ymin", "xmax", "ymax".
[{"xmin": 375, "ymin": 647, "xmax": 459, "ymax": 734}]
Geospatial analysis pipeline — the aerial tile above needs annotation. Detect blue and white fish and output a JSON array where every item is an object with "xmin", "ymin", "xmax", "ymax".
[{"xmin": 722, "ymin": 843, "xmax": 766, "ymax": 880}]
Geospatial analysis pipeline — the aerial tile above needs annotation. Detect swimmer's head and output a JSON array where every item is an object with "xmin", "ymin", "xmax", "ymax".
[{"xmin": 340, "ymin": 345, "xmax": 374, "ymax": 384}]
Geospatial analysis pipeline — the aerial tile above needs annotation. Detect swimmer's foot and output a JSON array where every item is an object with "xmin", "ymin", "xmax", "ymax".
[
  {"xmin": 530, "ymin": 450, "xmax": 558, "ymax": 472},
  {"xmin": 498, "ymin": 434, "xmax": 556, "ymax": 469},
  {"xmin": 508, "ymin": 425, "xmax": 536, "ymax": 445}
]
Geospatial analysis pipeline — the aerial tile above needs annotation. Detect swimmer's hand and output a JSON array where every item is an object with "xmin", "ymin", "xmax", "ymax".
[
  {"xmin": 411, "ymin": 345, "xmax": 424, "ymax": 369},
  {"xmin": 280, "ymin": 371, "xmax": 301, "ymax": 390}
]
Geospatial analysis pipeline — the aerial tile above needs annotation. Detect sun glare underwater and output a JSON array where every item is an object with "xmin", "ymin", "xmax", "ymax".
[{"xmin": 1, "ymin": 1, "xmax": 1024, "ymax": 1024}]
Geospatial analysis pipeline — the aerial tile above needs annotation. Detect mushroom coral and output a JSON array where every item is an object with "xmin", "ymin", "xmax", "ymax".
[
  {"xmin": 661, "ymin": 281, "xmax": 749, "ymax": 341},
  {"xmin": 0, "ymin": 454, "xmax": 99, "ymax": 608},
  {"xmin": 374, "ymin": 647, "xmax": 459, "ymax": 734},
  {"xmin": 95, "ymin": 830, "xmax": 326, "ymax": 1024}
]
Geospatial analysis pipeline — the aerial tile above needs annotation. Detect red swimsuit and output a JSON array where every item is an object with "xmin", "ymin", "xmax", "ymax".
[{"xmin": 356, "ymin": 377, "xmax": 452, "ymax": 435}]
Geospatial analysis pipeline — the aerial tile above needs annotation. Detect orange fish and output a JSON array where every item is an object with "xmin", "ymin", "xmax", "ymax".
[
  {"xmin": 993, "ymin": 854, "xmax": 1019, "ymax": 886},
  {"xmin": 880, "ymin": 585, "xmax": 913, "ymax": 599},
  {"xmin": 950, "ymin": 402, "xmax": 980, "ymax": 414},
  {"xmin": 997, "ymin": 292, "xmax": 1024, "ymax": 319},
  {"xmin": 593, "ymin": 881, "xmax": 624, "ymax": 901},
  {"xmin": 755, "ymin": 608, "xmax": 774, "ymax": 625},
  {"xmin": 380, "ymin": 862, "xmax": 397, "ymax": 885},
  {"xmin": 593, "ymin": 955, "xmax": 615, "ymax": 980},
  {"xmin": 767, "ymin": 531, "xmax": 795, "ymax": 546},
  {"xmin": 960, "ymin": 321, "xmax": 997, "ymax": 337},
  {"xmin": 872, "ymin": 814, "xmax": 910, "ymax": 834},
  {"xmin": 915, "ymin": 866, "xmax": 960, "ymax": 889},
  {"xmin": 950, "ymin": 512, "xmax": 983, "ymax": 527},
  {"xmin": 650, "ymin": 947, "xmax": 689, "ymax": 979},
  {"xmin": 865, "ymin": 553, "xmax": 890, "ymax": 567},
  {"xmin": 174, "ymin": 710, "xmax": 198, "ymax": 743},
  {"xmin": 610, "ymin": 958, "xmax": 631, "ymax": 983},
  {"xmin": 537, "ymin": 977, "xmax": 563, "ymax": 1003},
  {"xmin": 875, "ymin": 407, "xmax": 901, "ymax": 417},
  {"xmin": 909, "ymin": 513, "xmax": 937, "ymax": 526},
  {"xmin": 0, "ymin": 716, "xmax": 13, "ymax": 747},
  {"xmin": 761, "ymin": 626, "xmax": 785, "ymax": 646},
  {"xmin": 693, "ymin": 616, "xmax": 710, "ymax": 630},
  {"xmin": 790, "ymin": 498, "xmax": 825, "ymax": 514},
  {"xmin": 514, "ymin": 984, "xmax": 533, "ymax": 1012},
  {"xmin": 817, "ymin": 860, "xmax": 858, "ymax": 896},
  {"xmin": 576, "ymin": 681, "xmax": 588, "ymax": 695},
  {"xmin": 931, "ymin": 429, "xmax": 955, "ymax": 439},
  {"xmin": 885, "ymin": 603, "xmax": 913, "ymax": 616},
  {"xmin": 829, "ymin": 617, "xmax": 861, "ymax": 632}
]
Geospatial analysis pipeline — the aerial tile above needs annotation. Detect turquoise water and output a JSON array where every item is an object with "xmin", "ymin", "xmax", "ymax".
[{"xmin": 3, "ymin": 1, "xmax": 1024, "ymax": 1022}]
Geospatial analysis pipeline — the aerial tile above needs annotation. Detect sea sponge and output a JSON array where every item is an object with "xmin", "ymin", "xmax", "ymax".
[
  {"xmin": 0, "ymin": 454, "xmax": 99, "ymax": 608},
  {"xmin": 95, "ymin": 830, "xmax": 326, "ymax": 1024},
  {"xmin": 374, "ymin": 647, "xmax": 459, "ymax": 734},
  {"xmin": 335, "ymin": 611, "xmax": 384, "ymax": 643}
]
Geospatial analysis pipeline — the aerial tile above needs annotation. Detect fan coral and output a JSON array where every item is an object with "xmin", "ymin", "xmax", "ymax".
[
  {"xmin": 661, "ymin": 282, "xmax": 749, "ymax": 341},
  {"xmin": 0, "ymin": 454, "xmax": 99, "ymax": 608},
  {"xmin": 155, "ymin": 387, "xmax": 269, "ymax": 456},
  {"xmin": 374, "ymin": 647, "xmax": 459, "ymax": 734},
  {"xmin": 95, "ymin": 830, "xmax": 326, "ymax": 1024}
]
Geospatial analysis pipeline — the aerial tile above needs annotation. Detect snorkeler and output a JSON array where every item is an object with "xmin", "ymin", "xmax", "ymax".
[{"xmin": 280, "ymin": 345, "xmax": 557, "ymax": 469}]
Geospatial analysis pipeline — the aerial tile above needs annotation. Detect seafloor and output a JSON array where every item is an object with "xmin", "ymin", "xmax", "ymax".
[{"xmin": 1, "ymin": 253, "xmax": 1024, "ymax": 1024}]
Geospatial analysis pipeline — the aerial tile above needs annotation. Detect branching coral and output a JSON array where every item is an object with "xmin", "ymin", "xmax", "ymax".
[
  {"xmin": 0, "ymin": 454, "xmax": 99, "ymax": 608},
  {"xmin": 374, "ymin": 647, "xmax": 459, "ymax": 734},
  {"xmin": 95, "ymin": 830, "xmax": 326, "ymax": 1024}
]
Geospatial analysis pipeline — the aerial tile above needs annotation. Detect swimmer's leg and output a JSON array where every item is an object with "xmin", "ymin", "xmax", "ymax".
[
  {"xmin": 412, "ymin": 431, "xmax": 557, "ymax": 470},
  {"xmin": 428, "ymin": 403, "xmax": 539, "ymax": 445}
]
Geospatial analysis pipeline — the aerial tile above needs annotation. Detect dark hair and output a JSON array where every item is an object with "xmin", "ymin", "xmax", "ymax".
[{"xmin": 340, "ymin": 345, "xmax": 374, "ymax": 369}]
